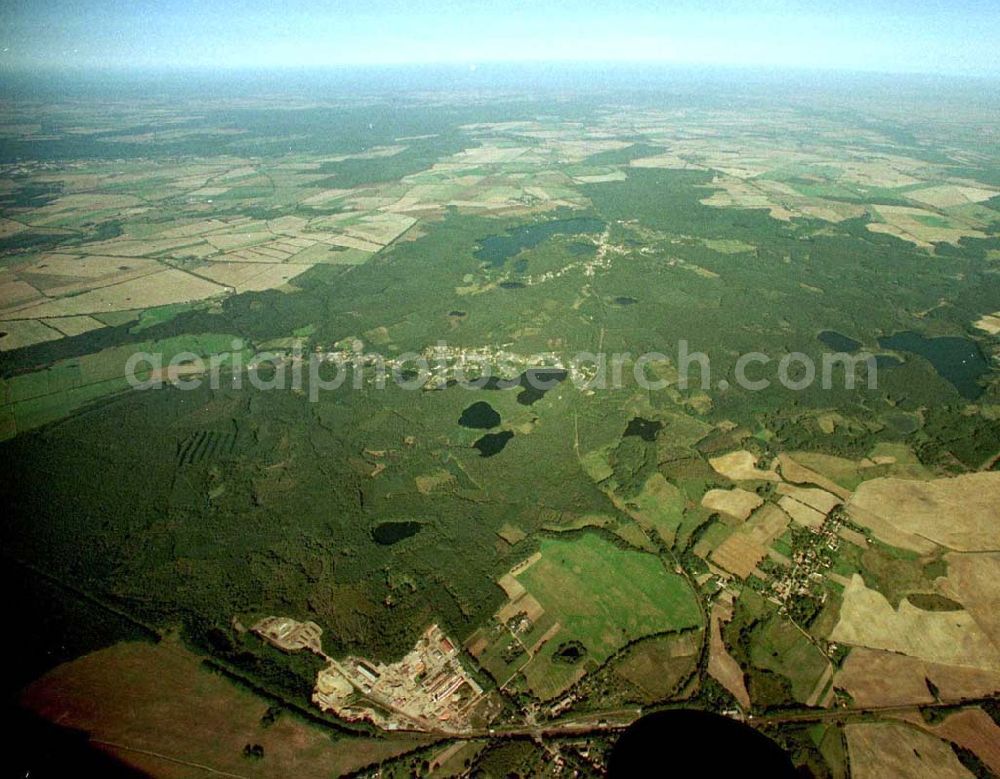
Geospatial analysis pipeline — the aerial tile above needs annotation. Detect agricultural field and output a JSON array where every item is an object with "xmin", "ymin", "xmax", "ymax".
[
  {"xmin": 1, "ymin": 72, "xmax": 999, "ymax": 777},
  {"xmin": 470, "ymin": 533, "xmax": 701, "ymax": 700}
]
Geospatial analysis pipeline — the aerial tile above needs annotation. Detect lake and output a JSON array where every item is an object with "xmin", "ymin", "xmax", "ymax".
[
  {"xmin": 474, "ymin": 217, "xmax": 605, "ymax": 267},
  {"xmin": 879, "ymin": 330, "xmax": 989, "ymax": 399},
  {"xmin": 458, "ymin": 401, "xmax": 501, "ymax": 429},
  {"xmin": 371, "ymin": 521, "xmax": 423, "ymax": 546},
  {"xmin": 473, "ymin": 430, "xmax": 514, "ymax": 457},
  {"xmin": 818, "ymin": 330, "xmax": 862, "ymax": 352},
  {"xmin": 624, "ymin": 417, "xmax": 662, "ymax": 442}
]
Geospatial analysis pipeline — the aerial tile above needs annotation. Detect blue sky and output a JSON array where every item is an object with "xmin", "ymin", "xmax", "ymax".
[{"xmin": 2, "ymin": 0, "xmax": 998, "ymax": 76}]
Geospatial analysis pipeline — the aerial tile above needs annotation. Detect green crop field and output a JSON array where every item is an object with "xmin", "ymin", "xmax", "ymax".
[{"xmin": 514, "ymin": 533, "xmax": 702, "ymax": 699}]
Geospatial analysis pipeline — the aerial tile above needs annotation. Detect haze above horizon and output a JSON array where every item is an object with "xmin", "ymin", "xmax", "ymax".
[{"xmin": 2, "ymin": 0, "xmax": 999, "ymax": 78}]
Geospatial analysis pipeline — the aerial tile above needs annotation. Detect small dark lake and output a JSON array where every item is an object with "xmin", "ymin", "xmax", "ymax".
[
  {"xmin": 499, "ymin": 281, "xmax": 525, "ymax": 289},
  {"xmin": 371, "ymin": 521, "xmax": 423, "ymax": 546},
  {"xmin": 464, "ymin": 368, "xmax": 568, "ymax": 405},
  {"xmin": 516, "ymin": 368, "xmax": 568, "ymax": 405},
  {"xmin": 624, "ymin": 417, "xmax": 662, "ymax": 442},
  {"xmin": 613, "ymin": 296, "xmax": 638, "ymax": 306},
  {"xmin": 608, "ymin": 710, "xmax": 796, "ymax": 777},
  {"xmin": 458, "ymin": 401, "xmax": 501, "ymax": 429},
  {"xmin": 475, "ymin": 217, "xmax": 605, "ymax": 267},
  {"xmin": 878, "ymin": 330, "xmax": 989, "ymax": 399},
  {"xmin": 818, "ymin": 330, "xmax": 862, "ymax": 352},
  {"xmin": 473, "ymin": 430, "xmax": 513, "ymax": 457}
]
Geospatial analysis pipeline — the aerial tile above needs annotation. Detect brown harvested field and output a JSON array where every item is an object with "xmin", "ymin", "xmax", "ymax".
[
  {"xmin": 837, "ymin": 648, "xmax": 1000, "ymax": 705},
  {"xmin": 700, "ymin": 177, "xmax": 797, "ymax": 221},
  {"xmin": 850, "ymin": 473, "xmax": 1000, "ymax": 552},
  {"xmin": 301, "ymin": 188, "xmax": 353, "ymax": 207},
  {"xmin": 612, "ymin": 631, "xmax": 702, "ymax": 702},
  {"xmin": 329, "ymin": 234, "xmax": 384, "ymax": 253},
  {"xmin": 0, "ymin": 319, "xmax": 62, "ymax": 351},
  {"xmin": 204, "ymin": 230, "xmax": 275, "ymax": 252},
  {"xmin": 868, "ymin": 204, "xmax": 985, "ymax": 247},
  {"xmin": 905, "ymin": 184, "xmax": 999, "ymax": 209},
  {"xmin": 846, "ymin": 502, "xmax": 937, "ymax": 555},
  {"xmin": 466, "ymin": 634, "xmax": 489, "ymax": 659},
  {"xmin": 831, "ymin": 575, "xmax": 1000, "ymax": 671},
  {"xmin": 18, "ymin": 252, "xmax": 159, "ymax": 277},
  {"xmin": 837, "ymin": 526, "xmax": 869, "ymax": 549},
  {"xmin": 922, "ymin": 708, "xmax": 1000, "ymax": 776},
  {"xmin": 285, "ymin": 243, "xmax": 372, "ymax": 265},
  {"xmin": 415, "ymin": 470, "xmax": 456, "ymax": 495},
  {"xmin": 775, "ymin": 483, "xmax": 842, "ymax": 514},
  {"xmin": 0, "ymin": 276, "xmax": 44, "ymax": 310},
  {"xmin": 497, "ymin": 592, "xmax": 545, "ymax": 625},
  {"xmin": 805, "ymin": 663, "xmax": 834, "ymax": 708},
  {"xmin": 0, "ymin": 217, "xmax": 29, "ymax": 238},
  {"xmin": 20, "ymin": 641, "xmax": 435, "ymax": 778},
  {"xmin": 778, "ymin": 453, "xmax": 854, "ymax": 497},
  {"xmin": 834, "ymin": 648, "xmax": 935, "ymax": 707},
  {"xmin": 629, "ymin": 152, "xmax": 699, "ymax": 169},
  {"xmin": 496, "ymin": 523, "xmax": 526, "ymax": 545},
  {"xmin": 743, "ymin": 503, "xmax": 791, "ymax": 547},
  {"xmin": 342, "ymin": 213, "xmax": 417, "ymax": 245},
  {"xmin": 42, "ymin": 315, "xmax": 107, "ymax": 337},
  {"xmin": 700, "ymin": 487, "xmax": 763, "ymax": 520},
  {"xmin": 430, "ymin": 739, "xmax": 488, "ymax": 777},
  {"xmin": 23, "ymin": 193, "xmax": 142, "ymax": 225},
  {"xmin": 79, "ymin": 237, "xmax": 206, "ymax": 257},
  {"xmin": 707, "ymin": 601, "xmax": 750, "ymax": 708},
  {"xmin": 196, "ymin": 262, "xmax": 313, "ymax": 293},
  {"xmin": 572, "ymin": 170, "xmax": 628, "ymax": 183},
  {"xmin": 497, "ymin": 572, "xmax": 527, "ymax": 601},
  {"xmin": 6, "ymin": 268, "xmax": 227, "ymax": 318},
  {"xmin": 154, "ymin": 218, "xmax": 231, "ymax": 238},
  {"xmin": 845, "ymin": 721, "xmax": 973, "ymax": 779},
  {"xmin": 710, "ymin": 532, "xmax": 768, "ymax": 579},
  {"xmin": 708, "ymin": 450, "xmax": 780, "ymax": 482}
]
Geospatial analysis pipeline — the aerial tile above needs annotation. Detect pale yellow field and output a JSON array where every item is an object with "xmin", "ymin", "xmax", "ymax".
[
  {"xmin": 0, "ymin": 319, "xmax": 63, "ymax": 351},
  {"xmin": 5, "ymin": 267, "xmax": 227, "ymax": 318},
  {"xmin": 0, "ymin": 217, "xmax": 29, "ymax": 238},
  {"xmin": 940, "ymin": 552, "xmax": 1000, "ymax": 649},
  {"xmin": 710, "ymin": 532, "xmax": 768, "ymax": 579},
  {"xmin": 708, "ymin": 450, "xmax": 780, "ymax": 481},
  {"xmin": 777, "ymin": 495, "xmax": 827, "ymax": 529},
  {"xmin": 572, "ymin": 170, "xmax": 628, "ymax": 183},
  {"xmin": 831, "ymin": 574, "xmax": 1000, "ymax": 671},
  {"xmin": 701, "ymin": 487, "xmax": 763, "ymax": 521},
  {"xmin": 777, "ymin": 453, "xmax": 853, "ymax": 499},
  {"xmin": 707, "ymin": 599, "xmax": 751, "ymax": 708},
  {"xmin": 775, "ymin": 483, "xmax": 842, "ymax": 514},
  {"xmin": 905, "ymin": 184, "xmax": 999, "ymax": 209},
  {"xmin": 195, "ymin": 262, "xmax": 313, "ymax": 293},
  {"xmin": 849, "ymin": 473, "xmax": 1000, "ymax": 552},
  {"xmin": 0, "ymin": 276, "xmax": 44, "ymax": 311},
  {"xmin": 42, "ymin": 314, "xmax": 107, "ymax": 337},
  {"xmin": 869, "ymin": 204, "xmax": 986, "ymax": 247},
  {"xmin": 974, "ymin": 312, "xmax": 1000, "ymax": 335}
]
